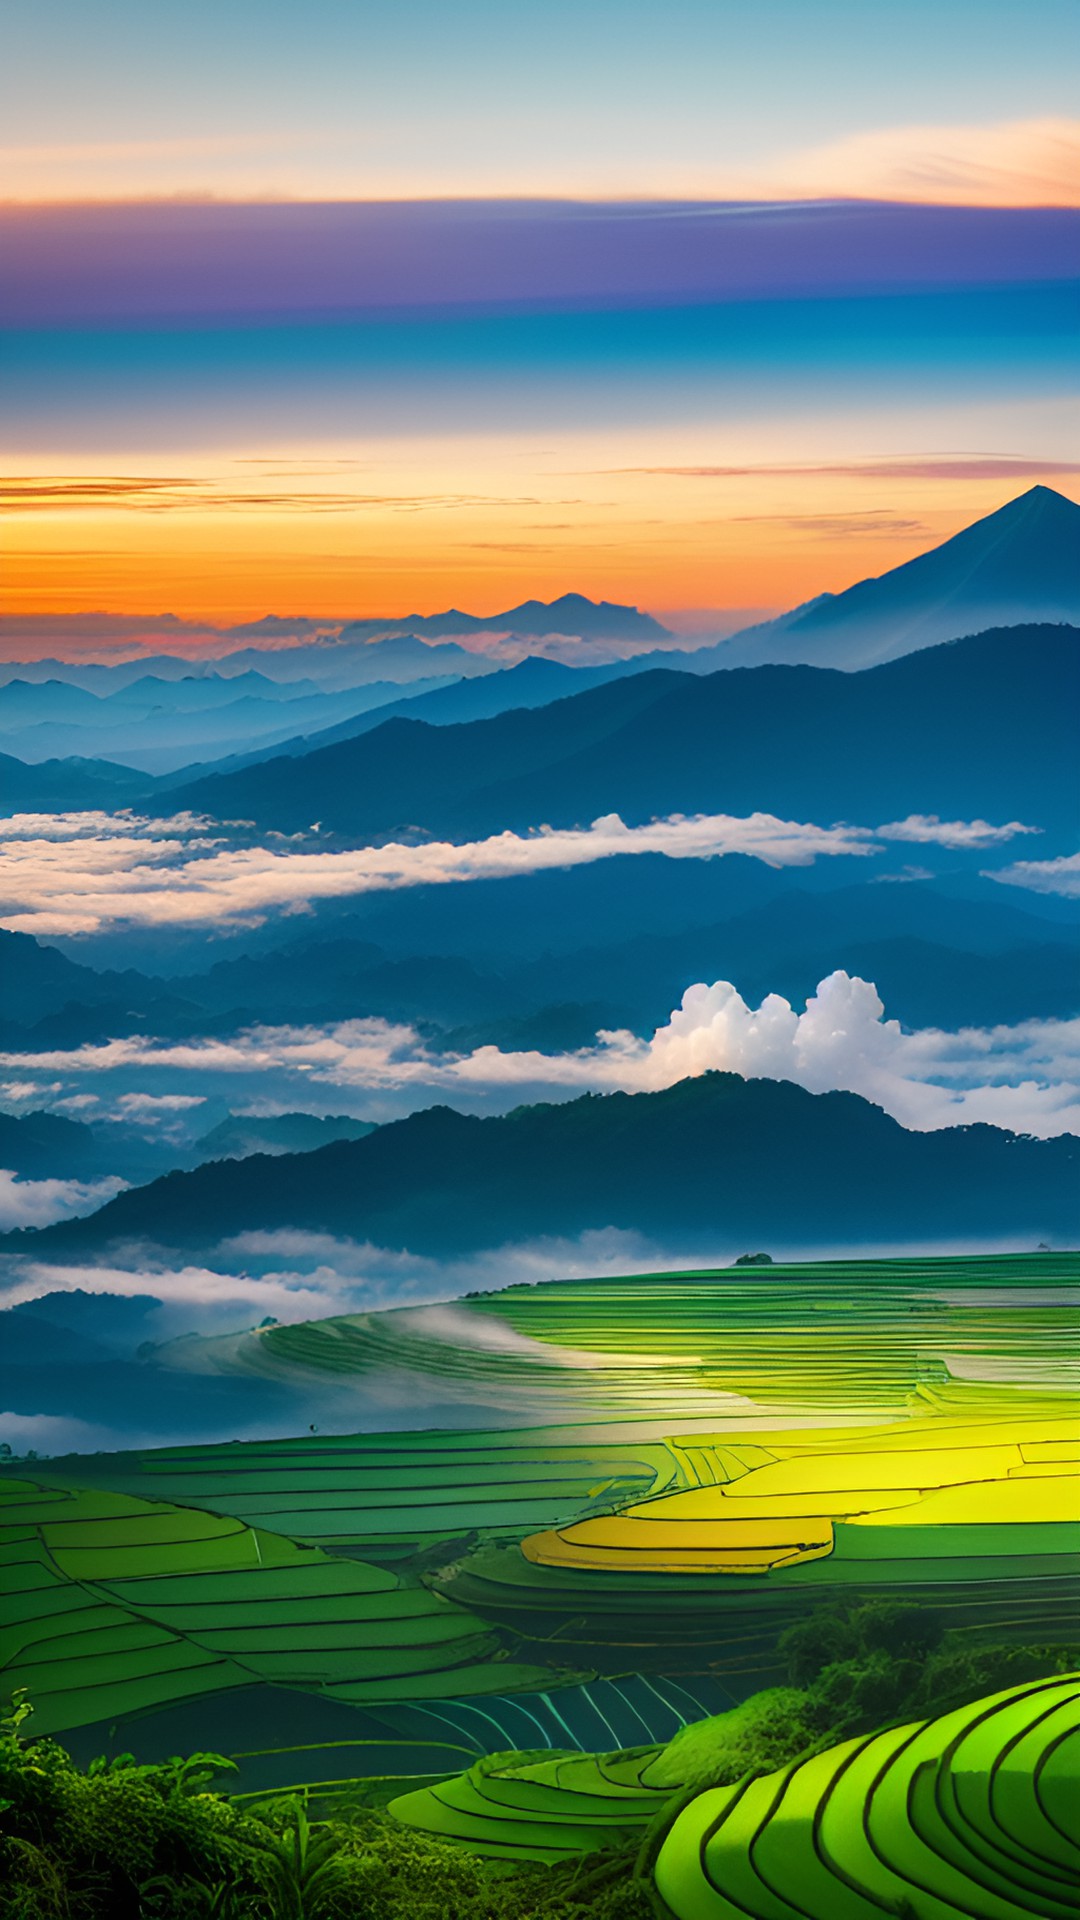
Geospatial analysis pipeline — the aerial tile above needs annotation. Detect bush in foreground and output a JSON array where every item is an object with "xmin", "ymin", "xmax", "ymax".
[{"xmin": 3, "ymin": 1605, "xmax": 1077, "ymax": 1918}]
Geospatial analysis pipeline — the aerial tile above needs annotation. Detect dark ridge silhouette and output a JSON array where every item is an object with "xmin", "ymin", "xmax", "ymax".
[{"xmin": 14, "ymin": 1072, "xmax": 1077, "ymax": 1261}]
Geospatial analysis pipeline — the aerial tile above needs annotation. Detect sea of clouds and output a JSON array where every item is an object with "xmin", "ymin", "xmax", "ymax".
[
  {"xmin": 1, "ymin": 805, "xmax": 1077, "ymax": 1235},
  {"xmin": 0, "ymin": 805, "xmax": 1054, "ymax": 937},
  {"xmin": 2, "ymin": 973, "xmax": 1079, "ymax": 1157}
]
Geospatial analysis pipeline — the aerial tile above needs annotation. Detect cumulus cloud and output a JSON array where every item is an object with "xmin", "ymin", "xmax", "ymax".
[
  {"xmin": 3, "ymin": 975, "xmax": 1077, "ymax": 1138},
  {"xmin": 989, "ymin": 852, "xmax": 1080, "ymax": 898},
  {"xmin": 0, "ymin": 1169, "xmax": 128, "ymax": 1231},
  {"xmin": 0, "ymin": 807, "xmax": 878, "ymax": 936},
  {"xmin": 433, "ymin": 975, "xmax": 1080, "ymax": 1137}
]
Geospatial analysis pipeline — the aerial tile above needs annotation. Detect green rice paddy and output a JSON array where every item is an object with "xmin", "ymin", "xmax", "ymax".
[
  {"xmin": 383, "ymin": 1670, "xmax": 1080, "ymax": 1911},
  {"xmin": 655, "ymin": 1672, "xmax": 1080, "ymax": 1920},
  {"xmin": 3, "ymin": 1252, "xmax": 1077, "ymax": 1825}
]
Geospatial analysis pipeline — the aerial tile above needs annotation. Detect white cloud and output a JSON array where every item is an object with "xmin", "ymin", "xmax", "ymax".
[
  {"xmin": 115, "ymin": 1091, "xmax": 206, "ymax": 1114},
  {"xmin": 3, "ymin": 974, "xmax": 1077, "ymax": 1138},
  {"xmin": 0, "ymin": 808, "xmax": 879, "ymax": 936},
  {"xmin": 0, "ymin": 810, "xmax": 219, "ymax": 842},
  {"xmin": 3, "ymin": 1258, "xmax": 335, "ymax": 1322},
  {"xmin": 989, "ymin": 852, "xmax": 1080, "ymax": 898},
  {"xmin": 878, "ymin": 815, "xmax": 1040, "ymax": 849},
  {"xmin": 0, "ymin": 1081, "xmax": 58, "ymax": 1104},
  {"xmin": 0, "ymin": 1169, "xmax": 128, "ymax": 1231},
  {"xmin": 0, "ymin": 1225, "xmax": 1002, "ymax": 1343},
  {"xmin": 1, "ymin": 806, "xmax": 1044, "ymax": 938},
  {"xmin": 435, "ymin": 975, "xmax": 1080, "ymax": 1136}
]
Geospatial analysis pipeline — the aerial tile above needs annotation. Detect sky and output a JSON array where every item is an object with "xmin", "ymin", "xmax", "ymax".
[
  {"xmin": 1, "ymin": 0, "xmax": 1078, "ymax": 629},
  {"xmin": 5, "ymin": 1, "xmax": 1078, "ymax": 204}
]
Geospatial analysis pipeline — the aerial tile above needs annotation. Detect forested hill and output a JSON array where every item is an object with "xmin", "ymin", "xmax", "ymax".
[{"xmin": 16, "ymin": 1071, "xmax": 1078, "ymax": 1261}]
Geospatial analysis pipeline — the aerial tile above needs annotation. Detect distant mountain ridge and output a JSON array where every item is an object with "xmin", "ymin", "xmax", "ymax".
[
  {"xmin": 362, "ymin": 593, "xmax": 671, "ymax": 643},
  {"xmin": 14, "ymin": 1072, "xmax": 1077, "ymax": 1261},
  {"xmin": 193, "ymin": 1112, "xmax": 377, "ymax": 1160},
  {"xmin": 1, "ymin": 489, "xmax": 1075, "ymax": 694},
  {"xmin": 0, "ymin": 669, "xmax": 460, "ymax": 775},
  {"xmin": 172, "ymin": 623, "xmax": 1079, "ymax": 843},
  {"xmin": 168, "ymin": 655, "xmax": 639, "ymax": 780}
]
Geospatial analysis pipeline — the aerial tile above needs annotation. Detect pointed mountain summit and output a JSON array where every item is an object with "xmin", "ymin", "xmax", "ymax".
[{"xmin": 719, "ymin": 485, "xmax": 1080, "ymax": 670}]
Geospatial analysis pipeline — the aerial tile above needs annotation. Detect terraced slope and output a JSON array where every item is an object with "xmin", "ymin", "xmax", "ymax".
[
  {"xmin": 4, "ymin": 1254, "xmax": 1077, "ymax": 1770},
  {"xmin": 192, "ymin": 1252, "xmax": 1080, "ymax": 1425},
  {"xmin": 44, "ymin": 1428, "xmax": 676, "ymax": 1558},
  {"xmin": 523, "ymin": 1402, "xmax": 1080, "ymax": 1574},
  {"xmin": 462, "ymin": 1254, "xmax": 1080, "ymax": 1410},
  {"xmin": 655, "ymin": 1672, "xmax": 1080, "ymax": 1920},
  {"xmin": 389, "ymin": 1745, "xmax": 673, "ymax": 1863},
  {"xmin": 0, "ymin": 1475, "xmax": 545, "ymax": 1737}
]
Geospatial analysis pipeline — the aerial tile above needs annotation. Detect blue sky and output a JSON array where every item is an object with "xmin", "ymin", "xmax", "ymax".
[{"xmin": 4, "ymin": 0, "xmax": 1077, "ymax": 200}]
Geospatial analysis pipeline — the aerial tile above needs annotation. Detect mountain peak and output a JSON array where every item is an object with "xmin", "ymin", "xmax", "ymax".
[{"xmin": 718, "ymin": 485, "xmax": 1080, "ymax": 671}]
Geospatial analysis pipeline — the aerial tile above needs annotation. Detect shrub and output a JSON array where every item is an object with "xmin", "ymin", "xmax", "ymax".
[{"xmin": 647, "ymin": 1688, "xmax": 818, "ymax": 1790}]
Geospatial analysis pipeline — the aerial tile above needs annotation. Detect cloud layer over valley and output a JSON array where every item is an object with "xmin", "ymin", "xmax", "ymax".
[
  {"xmin": 3, "ymin": 972, "xmax": 1077, "ymax": 1146},
  {"xmin": 0, "ymin": 807, "xmax": 1046, "ymax": 937},
  {"xmin": 0, "ymin": 1170, "xmax": 128, "ymax": 1232}
]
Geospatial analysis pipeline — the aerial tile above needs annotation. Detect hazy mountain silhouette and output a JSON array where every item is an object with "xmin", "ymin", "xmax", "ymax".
[
  {"xmin": 15, "ymin": 1074, "xmax": 1077, "ymax": 1261},
  {"xmin": 712, "ymin": 487, "xmax": 1080, "ymax": 669},
  {"xmin": 0, "ymin": 749, "xmax": 149, "ymax": 813},
  {"xmin": 173, "ymin": 624, "xmax": 1078, "ymax": 842},
  {"xmin": 341, "ymin": 593, "xmax": 671, "ymax": 644},
  {"xmin": 175, "ymin": 655, "xmax": 639, "ymax": 780},
  {"xmin": 0, "ymin": 1109, "xmax": 103, "ymax": 1179},
  {"xmin": 192, "ymin": 1112, "xmax": 377, "ymax": 1161},
  {"xmin": 0, "ymin": 676, "xmax": 460, "ymax": 776}
]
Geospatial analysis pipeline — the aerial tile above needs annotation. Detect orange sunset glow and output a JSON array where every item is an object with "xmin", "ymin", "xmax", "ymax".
[{"xmin": 4, "ymin": 446, "xmax": 1079, "ymax": 629}]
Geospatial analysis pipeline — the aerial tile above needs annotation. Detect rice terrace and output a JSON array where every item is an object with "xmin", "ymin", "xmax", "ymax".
[
  {"xmin": 3, "ymin": 1254, "xmax": 1079, "ymax": 1913},
  {"xmin": 2, "ymin": 1, "xmax": 1079, "ymax": 1912}
]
